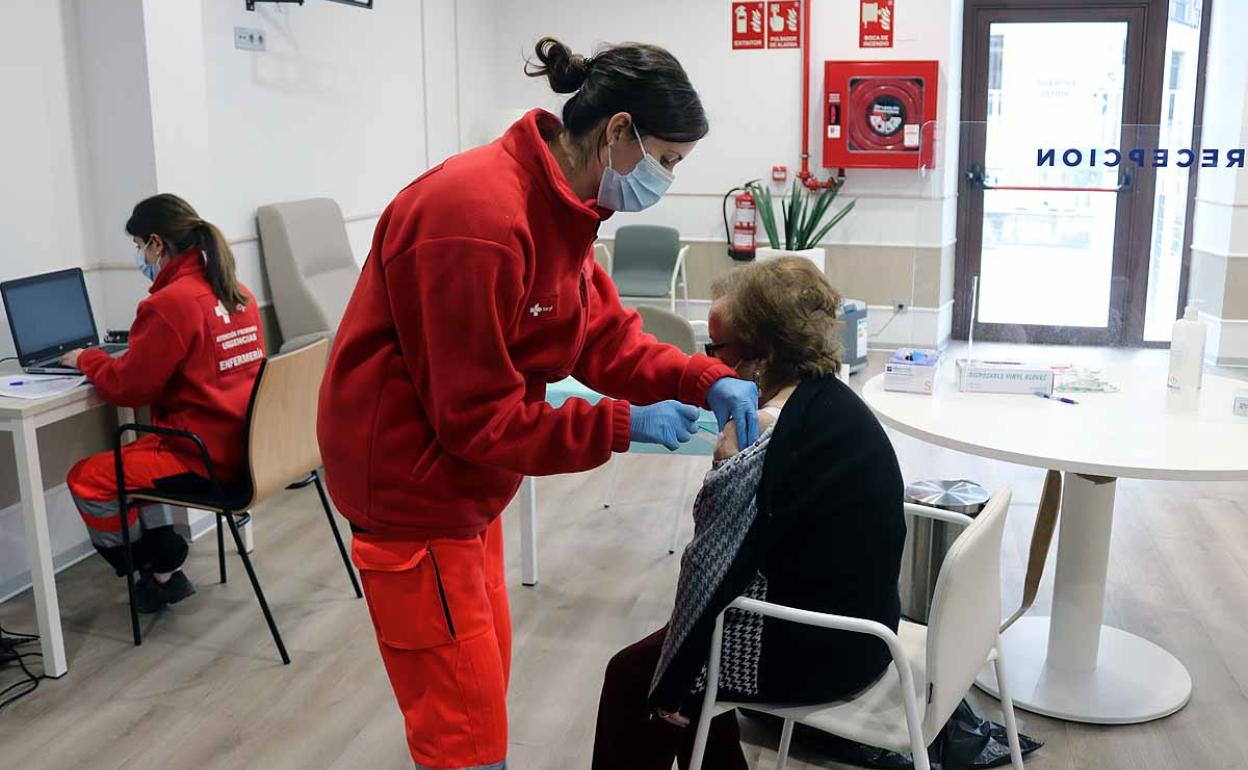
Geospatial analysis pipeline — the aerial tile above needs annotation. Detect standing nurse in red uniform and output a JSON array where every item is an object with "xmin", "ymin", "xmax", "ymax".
[{"xmin": 317, "ymin": 38, "xmax": 759, "ymax": 769}]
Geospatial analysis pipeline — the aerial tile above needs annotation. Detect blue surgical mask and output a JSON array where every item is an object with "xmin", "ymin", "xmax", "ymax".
[
  {"xmin": 597, "ymin": 124, "xmax": 675, "ymax": 212},
  {"xmin": 135, "ymin": 240, "xmax": 160, "ymax": 282}
]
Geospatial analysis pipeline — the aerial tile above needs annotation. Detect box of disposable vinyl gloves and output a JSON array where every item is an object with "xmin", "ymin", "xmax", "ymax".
[
  {"xmin": 884, "ymin": 348, "xmax": 940, "ymax": 394},
  {"xmin": 956, "ymin": 359, "xmax": 1054, "ymax": 395}
]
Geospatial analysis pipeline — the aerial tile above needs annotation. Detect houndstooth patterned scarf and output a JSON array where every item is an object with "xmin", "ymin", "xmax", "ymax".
[{"xmin": 650, "ymin": 428, "xmax": 773, "ymax": 699}]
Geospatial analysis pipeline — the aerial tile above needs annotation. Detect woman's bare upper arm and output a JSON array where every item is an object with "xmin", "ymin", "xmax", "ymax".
[{"xmin": 714, "ymin": 408, "xmax": 777, "ymax": 459}]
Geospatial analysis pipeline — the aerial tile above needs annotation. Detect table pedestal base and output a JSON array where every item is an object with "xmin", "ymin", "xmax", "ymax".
[{"xmin": 975, "ymin": 617, "xmax": 1191, "ymax": 724}]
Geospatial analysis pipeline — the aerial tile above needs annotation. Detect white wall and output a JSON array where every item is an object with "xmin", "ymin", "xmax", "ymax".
[
  {"xmin": 0, "ymin": 0, "xmax": 99, "ymax": 356},
  {"xmin": 73, "ymin": 0, "xmax": 160, "ymax": 329},
  {"xmin": 1189, "ymin": 0, "xmax": 1248, "ymax": 365},
  {"xmin": 0, "ymin": 0, "xmax": 102, "ymax": 601},
  {"xmin": 77, "ymin": 0, "xmax": 432, "ymax": 331},
  {"xmin": 470, "ymin": 0, "xmax": 962, "ymax": 250}
]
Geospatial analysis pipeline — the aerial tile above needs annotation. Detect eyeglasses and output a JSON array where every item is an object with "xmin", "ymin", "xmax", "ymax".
[{"xmin": 704, "ymin": 342, "xmax": 729, "ymax": 358}]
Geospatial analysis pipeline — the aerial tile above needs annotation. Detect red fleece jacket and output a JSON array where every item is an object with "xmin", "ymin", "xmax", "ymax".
[
  {"xmin": 317, "ymin": 109, "xmax": 734, "ymax": 540},
  {"xmin": 78, "ymin": 249, "xmax": 265, "ymax": 481}
]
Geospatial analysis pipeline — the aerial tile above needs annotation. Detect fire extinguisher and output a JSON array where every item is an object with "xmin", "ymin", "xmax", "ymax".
[{"xmin": 723, "ymin": 185, "xmax": 756, "ymax": 261}]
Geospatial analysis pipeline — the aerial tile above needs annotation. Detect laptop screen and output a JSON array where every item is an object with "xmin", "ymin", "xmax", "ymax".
[{"xmin": 1, "ymin": 268, "xmax": 99, "ymax": 363}]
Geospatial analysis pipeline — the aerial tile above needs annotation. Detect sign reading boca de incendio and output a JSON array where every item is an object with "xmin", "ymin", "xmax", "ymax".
[{"xmin": 1038, "ymin": 146, "xmax": 1246, "ymax": 168}]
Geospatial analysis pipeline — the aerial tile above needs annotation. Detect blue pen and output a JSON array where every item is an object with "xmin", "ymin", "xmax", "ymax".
[
  {"xmin": 8, "ymin": 380, "xmax": 25, "ymax": 386},
  {"xmin": 1035, "ymin": 392, "xmax": 1078, "ymax": 405}
]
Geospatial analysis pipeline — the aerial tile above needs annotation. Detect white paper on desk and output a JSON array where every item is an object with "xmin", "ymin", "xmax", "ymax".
[{"xmin": 0, "ymin": 374, "xmax": 88, "ymax": 400}]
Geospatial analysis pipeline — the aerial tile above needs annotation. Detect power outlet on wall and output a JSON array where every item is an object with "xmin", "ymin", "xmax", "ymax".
[
  {"xmin": 894, "ymin": 300, "xmax": 907, "ymax": 313},
  {"xmin": 234, "ymin": 26, "xmax": 266, "ymax": 52}
]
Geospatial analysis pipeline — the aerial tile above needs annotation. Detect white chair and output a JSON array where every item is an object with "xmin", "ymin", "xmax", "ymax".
[
  {"xmin": 256, "ymin": 198, "xmax": 360, "ymax": 353},
  {"xmin": 689, "ymin": 489, "xmax": 1024, "ymax": 770},
  {"xmin": 598, "ymin": 225, "xmax": 690, "ymax": 316}
]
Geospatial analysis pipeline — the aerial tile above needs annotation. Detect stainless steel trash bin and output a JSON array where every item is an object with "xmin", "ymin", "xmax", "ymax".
[{"xmin": 900, "ymin": 479, "xmax": 989, "ymax": 623}]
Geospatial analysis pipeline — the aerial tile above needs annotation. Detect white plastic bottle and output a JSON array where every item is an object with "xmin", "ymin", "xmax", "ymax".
[{"xmin": 1167, "ymin": 306, "xmax": 1207, "ymax": 391}]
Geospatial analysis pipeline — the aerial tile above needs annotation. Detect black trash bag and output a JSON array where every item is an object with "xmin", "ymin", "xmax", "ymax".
[{"xmin": 747, "ymin": 699, "xmax": 1042, "ymax": 770}]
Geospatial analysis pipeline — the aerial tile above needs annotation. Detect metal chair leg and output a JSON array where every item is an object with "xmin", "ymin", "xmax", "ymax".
[
  {"xmin": 681, "ymin": 261, "xmax": 690, "ymax": 318},
  {"xmin": 114, "ymin": 456, "xmax": 141, "ymax": 646},
  {"xmin": 601, "ymin": 457, "xmax": 621, "ymax": 509},
  {"xmin": 312, "ymin": 471, "xmax": 361, "ymax": 598},
  {"xmin": 776, "ymin": 718, "xmax": 795, "ymax": 770},
  {"xmin": 993, "ymin": 649, "xmax": 1026, "ymax": 769},
  {"xmin": 224, "ymin": 511, "xmax": 290, "ymax": 664},
  {"xmin": 216, "ymin": 513, "xmax": 227, "ymax": 584}
]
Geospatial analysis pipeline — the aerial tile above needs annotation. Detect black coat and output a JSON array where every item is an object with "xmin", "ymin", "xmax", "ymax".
[{"xmin": 650, "ymin": 373, "xmax": 906, "ymax": 711}]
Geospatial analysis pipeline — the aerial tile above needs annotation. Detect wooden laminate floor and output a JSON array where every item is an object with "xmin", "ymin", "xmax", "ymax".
[{"xmin": 2, "ymin": 345, "xmax": 1247, "ymax": 769}]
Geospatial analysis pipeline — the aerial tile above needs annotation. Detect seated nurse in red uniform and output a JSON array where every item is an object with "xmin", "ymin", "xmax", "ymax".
[
  {"xmin": 61, "ymin": 194, "xmax": 266, "ymax": 614},
  {"xmin": 317, "ymin": 37, "xmax": 761, "ymax": 770}
]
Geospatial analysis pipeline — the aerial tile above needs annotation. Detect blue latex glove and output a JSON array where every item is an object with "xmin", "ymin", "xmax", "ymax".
[
  {"xmin": 707, "ymin": 377, "xmax": 760, "ymax": 448},
  {"xmin": 630, "ymin": 400, "xmax": 700, "ymax": 451}
]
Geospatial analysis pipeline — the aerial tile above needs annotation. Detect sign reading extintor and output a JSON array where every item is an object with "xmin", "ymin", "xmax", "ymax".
[
  {"xmin": 766, "ymin": 1, "xmax": 801, "ymax": 49},
  {"xmin": 732, "ymin": 2, "xmax": 766, "ymax": 49},
  {"xmin": 860, "ymin": 0, "xmax": 895, "ymax": 49}
]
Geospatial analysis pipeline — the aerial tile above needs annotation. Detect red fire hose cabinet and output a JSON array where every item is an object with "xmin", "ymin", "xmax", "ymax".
[{"xmin": 824, "ymin": 60, "xmax": 939, "ymax": 170}]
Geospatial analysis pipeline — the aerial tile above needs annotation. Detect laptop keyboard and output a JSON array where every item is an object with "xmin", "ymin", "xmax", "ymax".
[{"xmin": 29, "ymin": 343, "xmax": 126, "ymax": 370}]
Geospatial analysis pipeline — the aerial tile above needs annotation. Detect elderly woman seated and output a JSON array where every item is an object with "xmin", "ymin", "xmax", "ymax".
[{"xmin": 591, "ymin": 257, "xmax": 907, "ymax": 770}]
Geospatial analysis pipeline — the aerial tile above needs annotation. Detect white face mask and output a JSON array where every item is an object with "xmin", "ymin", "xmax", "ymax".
[{"xmin": 597, "ymin": 124, "xmax": 675, "ymax": 212}]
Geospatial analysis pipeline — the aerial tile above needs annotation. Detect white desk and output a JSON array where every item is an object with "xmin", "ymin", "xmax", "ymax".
[
  {"xmin": 0, "ymin": 379, "xmax": 121, "ymax": 678},
  {"xmin": 863, "ymin": 367, "xmax": 1248, "ymax": 725}
]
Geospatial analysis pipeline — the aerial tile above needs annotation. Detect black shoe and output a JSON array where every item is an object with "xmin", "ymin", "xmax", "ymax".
[{"xmin": 133, "ymin": 571, "xmax": 197, "ymax": 614}]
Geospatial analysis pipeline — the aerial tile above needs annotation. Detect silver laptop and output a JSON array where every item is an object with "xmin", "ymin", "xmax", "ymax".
[{"xmin": 1, "ymin": 268, "xmax": 127, "ymax": 375}]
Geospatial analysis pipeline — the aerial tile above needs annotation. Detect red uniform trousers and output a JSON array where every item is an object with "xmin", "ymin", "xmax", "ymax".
[
  {"xmin": 351, "ymin": 516, "xmax": 511, "ymax": 770},
  {"xmin": 67, "ymin": 435, "xmax": 200, "ymax": 576}
]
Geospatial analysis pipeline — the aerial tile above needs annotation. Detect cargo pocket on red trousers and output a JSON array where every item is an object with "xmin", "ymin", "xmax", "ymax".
[{"xmin": 351, "ymin": 536, "xmax": 457, "ymax": 649}]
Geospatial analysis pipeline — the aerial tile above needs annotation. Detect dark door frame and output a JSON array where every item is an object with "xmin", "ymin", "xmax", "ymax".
[
  {"xmin": 1171, "ymin": 0, "xmax": 1215, "ymax": 343},
  {"xmin": 954, "ymin": 0, "xmax": 1169, "ymax": 345}
]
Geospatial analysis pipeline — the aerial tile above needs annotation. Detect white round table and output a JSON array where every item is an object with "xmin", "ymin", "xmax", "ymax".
[{"xmin": 863, "ymin": 365, "xmax": 1248, "ymax": 724}]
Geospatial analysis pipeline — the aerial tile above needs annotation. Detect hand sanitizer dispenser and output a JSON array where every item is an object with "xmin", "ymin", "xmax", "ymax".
[{"xmin": 1167, "ymin": 306, "xmax": 1206, "ymax": 392}]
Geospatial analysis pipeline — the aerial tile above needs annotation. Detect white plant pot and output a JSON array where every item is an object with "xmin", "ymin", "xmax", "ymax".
[{"xmin": 754, "ymin": 246, "xmax": 825, "ymax": 274}]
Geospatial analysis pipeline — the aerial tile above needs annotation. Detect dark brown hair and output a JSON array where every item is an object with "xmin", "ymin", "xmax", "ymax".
[
  {"xmin": 712, "ymin": 257, "xmax": 843, "ymax": 391},
  {"xmin": 525, "ymin": 36, "xmax": 709, "ymax": 148},
  {"xmin": 125, "ymin": 194, "xmax": 247, "ymax": 308}
]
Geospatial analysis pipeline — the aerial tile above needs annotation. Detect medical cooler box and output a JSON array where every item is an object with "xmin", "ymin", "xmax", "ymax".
[{"xmin": 840, "ymin": 299, "xmax": 868, "ymax": 374}]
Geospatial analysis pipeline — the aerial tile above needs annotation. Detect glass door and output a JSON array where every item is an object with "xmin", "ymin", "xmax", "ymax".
[{"xmin": 955, "ymin": 2, "xmax": 1168, "ymax": 345}]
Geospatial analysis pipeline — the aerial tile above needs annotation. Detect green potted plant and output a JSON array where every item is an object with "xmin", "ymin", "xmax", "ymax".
[{"xmin": 748, "ymin": 179, "xmax": 855, "ymax": 271}]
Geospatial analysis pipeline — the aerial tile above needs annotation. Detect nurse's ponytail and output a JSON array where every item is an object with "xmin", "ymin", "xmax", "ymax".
[
  {"xmin": 195, "ymin": 219, "xmax": 248, "ymax": 309},
  {"xmin": 525, "ymin": 36, "xmax": 708, "ymax": 144},
  {"xmin": 125, "ymin": 193, "xmax": 248, "ymax": 308}
]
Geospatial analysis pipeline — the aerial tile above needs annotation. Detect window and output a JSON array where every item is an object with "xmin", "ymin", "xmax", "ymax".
[
  {"xmin": 1168, "ymin": 51, "xmax": 1184, "ymax": 89},
  {"xmin": 988, "ymin": 34, "xmax": 1004, "ymax": 90},
  {"xmin": 1170, "ymin": 0, "xmax": 1199, "ymax": 28},
  {"xmin": 986, "ymin": 34, "xmax": 1004, "ymax": 117}
]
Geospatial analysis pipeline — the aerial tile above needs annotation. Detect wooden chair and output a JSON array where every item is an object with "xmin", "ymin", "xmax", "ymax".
[{"xmin": 112, "ymin": 339, "xmax": 360, "ymax": 663}]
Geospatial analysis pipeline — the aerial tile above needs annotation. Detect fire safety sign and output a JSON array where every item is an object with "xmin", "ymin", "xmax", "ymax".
[
  {"xmin": 732, "ymin": 2, "xmax": 766, "ymax": 49},
  {"xmin": 860, "ymin": 0, "xmax": 895, "ymax": 49},
  {"xmin": 767, "ymin": 2, "xmax": 801, "ymax": 49}
]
